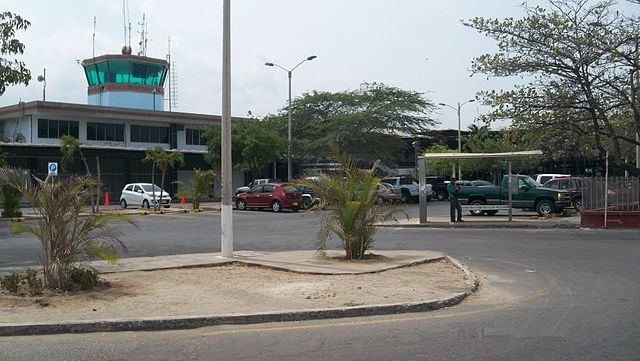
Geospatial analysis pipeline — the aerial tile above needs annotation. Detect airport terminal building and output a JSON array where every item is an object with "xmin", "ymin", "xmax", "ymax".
[{"xmin": 0, "ymin": 51, "xmax": 246, "ymax": 200}]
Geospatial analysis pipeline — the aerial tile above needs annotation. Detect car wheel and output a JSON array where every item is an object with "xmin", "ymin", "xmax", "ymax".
[
  {"xmin": 120, "ymin": 199, "xmax": 127, "ymax": 209},
  {"xmin": 437, "ymin": 191, "xmax": 447, "ymax": 201},
  {"xmin": 271, "ymin": 200, "xmax": 281, "ymax": 213},
  {"xmin": 469, "ymin": 199, "xmax": 486, "ymax": 216},
  {"xmin": 376, "ymin": 196, "xmax": 385, "ymax": 205},
  {"xmin": 302, "ymin": 197, "xmax": 312, "ymax": 210},
  {"xmin": 237, "ymin": 199, "xmax": 247, "ymax": 210},
  {"xmin": 536, "ymin": 199, "xmax": 555, "ymax": 216},
  {"xmin": 573, "ymin": 197, "xmax": 582, "ymax": 212},
  {"xmin": 400, "ymin": 189, "xmax": 411, "ymax": 203},
  {"xmin": 142, "ymin": 199, "xmax": 150, "ymax": 209}
]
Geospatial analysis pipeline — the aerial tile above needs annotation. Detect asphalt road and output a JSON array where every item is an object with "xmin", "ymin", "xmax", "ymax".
[{"xmin": 1, "ymin": 203, "xmax": 639, "ymax": 360}]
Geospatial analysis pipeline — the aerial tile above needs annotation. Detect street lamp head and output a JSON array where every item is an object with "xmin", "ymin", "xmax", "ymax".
[
  {"xmin": 468, "ymin": 99, "xmax": 476, "ymax": 103},
  {"xmin": 265, "ymin": 62, "xmax": 274, "ymax": 67},
  {"xmin": 438, "ymin": 103, "xmax": 447, "ymax": 106},
  {"xmin": 37, "ymin": 75, "xmax": 45, "ymax": 82},
  {"xmin": 306, "ymin": 55, "xmax": 317, "ymax": 61}
]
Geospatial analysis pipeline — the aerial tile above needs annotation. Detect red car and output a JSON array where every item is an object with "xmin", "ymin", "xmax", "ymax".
[
  {"xmin": 236, "ymin": 183, "xmax": 302, "ymax": 212},
  {"xmin": 543, "ymin": 177, "xmax": 584, "ymax": 211}
]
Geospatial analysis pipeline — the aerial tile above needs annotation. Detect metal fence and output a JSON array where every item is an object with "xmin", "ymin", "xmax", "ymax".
[{"xmin": 582, "ymin": 177, "xmax": 640, "ymax": 212}]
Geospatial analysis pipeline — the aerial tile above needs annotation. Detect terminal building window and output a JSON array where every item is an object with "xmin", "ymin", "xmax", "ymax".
[
  {"xmin": 130, "ymin": 125, "xmax": 169, "ymax": 143},
  {"xmin": 185, "ymin": 128, "xmax": 206, "ymax": 145},
  {"xmin": 37, "ymin": 119, "xmax": 79, "ymax": 139},
  {"xmin": 87, "ymin": 122, "xmax": 124, "ymax": 142}
]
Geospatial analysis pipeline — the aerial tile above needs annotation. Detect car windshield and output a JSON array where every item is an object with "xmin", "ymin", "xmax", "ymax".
[
  {"xmin": 521, "ymin": 176, "xmax": 539, "ymax": 188},
  {"xmin": 281, "ymin": 184, "xmax": 298, "ymax": 193},
  {"xmin": 140, "ymin": 184, "xmax": 162, "ymax": 192}
]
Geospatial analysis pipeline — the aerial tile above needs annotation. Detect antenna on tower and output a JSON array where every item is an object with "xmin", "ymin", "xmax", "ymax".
[
  {"xmin": 92, "ymin": 16, "xmax": 96, "ymax": 58},
  {"xmin": 121, "ymin": 0, "xmax": 132, "ymax": 55},
  {"xmin": 137, "ymin": 13, "xmax": 149, "ymax": 56},
  {"xmin": 166, "ymin": 36, "xmax": 178, "ymax": 111}
]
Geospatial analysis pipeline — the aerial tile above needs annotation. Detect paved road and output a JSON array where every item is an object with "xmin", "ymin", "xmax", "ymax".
[{"xmin": 1, "ymin": 204, "xmax": 639, "ymax": 360}]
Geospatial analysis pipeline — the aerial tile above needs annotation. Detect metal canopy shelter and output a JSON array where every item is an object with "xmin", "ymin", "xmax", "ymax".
[{"xmin": 418, "ymin": 150, "xmax": 544, "ymax": 223}]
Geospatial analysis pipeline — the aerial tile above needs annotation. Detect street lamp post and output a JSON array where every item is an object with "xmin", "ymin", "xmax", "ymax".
[
  {"xmin": 265, "ymin": 55, "xmax": 317, "ymax": 181},
  {"xmin": 439, "ymin": 99, "xmax": 475, "ymax": 179},
  {"xmin": 37, "ymin": 68, "xmax": 46, "ymax": 101}
]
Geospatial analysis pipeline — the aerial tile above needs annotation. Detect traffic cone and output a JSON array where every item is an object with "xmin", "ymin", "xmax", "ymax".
[
  {"xmin": 104, "ymin": 192, "xmax": 111, "ymax": 206},
  {"xmin": 181, "ymin": 195, "xmax": 185, "ymax": 204}
]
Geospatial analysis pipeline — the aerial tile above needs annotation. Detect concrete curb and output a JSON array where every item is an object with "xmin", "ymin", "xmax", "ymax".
[
  {"xmin": 377, "ymin": 221, "xmax": 580, "ymax": 229},
  {"xmin": 0, "ymin": 256, "xmax": 477, "ymax": 337}
]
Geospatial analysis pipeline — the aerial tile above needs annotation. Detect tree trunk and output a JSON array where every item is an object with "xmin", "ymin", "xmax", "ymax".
[
  {"xmin": 159, "ymin": 170, "xmax": 166, "ymax": 211},
  {"xmin": 78, "ymin": 148, "xmax": 95, "ymax": 213},
  {"xmin": 151, "ymin": 163, "xmax": 156, "ymax": 210},
  {"xmin": 96, "ymin": 156, "xmax": 101, "ymax": 212}
]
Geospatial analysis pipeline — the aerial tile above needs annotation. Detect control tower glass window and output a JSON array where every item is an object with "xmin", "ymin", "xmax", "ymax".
[
  {"xmin": 83, "ymin": 60, "xmax": 167, "ymax": 86},
  {"xmin": 108, "ymin": 61, "xmax": 130, "ymax": 83}
]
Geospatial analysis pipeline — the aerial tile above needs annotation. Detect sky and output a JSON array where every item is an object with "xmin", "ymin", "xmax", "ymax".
[{"xmin": 1, "ymin": 0, "xmax": 636, "ymax": 130}]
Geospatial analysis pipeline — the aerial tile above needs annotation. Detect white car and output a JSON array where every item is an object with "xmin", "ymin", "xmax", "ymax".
[
  {"xmin": 380, "ymin": 176, "xmax": 434, "ymax": 203},
  {"xmin": 120, "ymin": 183, "xmax": 172, "ymax": 209}
]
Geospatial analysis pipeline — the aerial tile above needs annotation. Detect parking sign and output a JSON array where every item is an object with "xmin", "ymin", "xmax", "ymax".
[{"xmin": 48, "ymin": 162, "xmax": 58, "ymax": 176}]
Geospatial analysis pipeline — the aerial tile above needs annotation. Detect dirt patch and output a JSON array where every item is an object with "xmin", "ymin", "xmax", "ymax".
[{"xmin": 0, "ymin": 260, "xmax": 470, "ymax": 324}]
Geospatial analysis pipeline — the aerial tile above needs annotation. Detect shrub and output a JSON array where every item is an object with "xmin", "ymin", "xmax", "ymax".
[
  {"xmin": 1, "ymin": 272, "xmax": 21, "ymax": 293},
  {"xmin": 1, "ymin": 184, "xmax": 22, "ymax": 218},
  {"xmin": 67, "ymin": 266, "xmax": 99, "ymax": 291},
  {"xmin": 0, "ymin": 167, "xmax": 133, "ymax": 290},
  {"xmin": 25, "ymin": 269, "xmax": 43, "ymax": 296},
  {"xmin": 302, "ymin": 147, "xmax": 403, "ymax": 260}
]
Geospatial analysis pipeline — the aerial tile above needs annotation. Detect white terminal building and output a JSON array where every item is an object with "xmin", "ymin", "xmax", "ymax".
[{"xmin": 0, "ymin": 49, "xmax": 249, "ymax": 200}]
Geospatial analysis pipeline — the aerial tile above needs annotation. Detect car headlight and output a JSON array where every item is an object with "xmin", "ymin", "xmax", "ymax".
[{"xmin": 557, "ymin": 193, "xmax": 562, "ymax": 201}]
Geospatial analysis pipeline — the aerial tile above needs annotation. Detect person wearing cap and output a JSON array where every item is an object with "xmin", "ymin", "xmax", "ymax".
[{"xmin": 447, "ymin": 177, "xmax": 463, "ymax": 223}]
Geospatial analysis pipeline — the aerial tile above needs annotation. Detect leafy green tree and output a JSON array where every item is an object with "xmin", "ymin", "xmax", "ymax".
[
  {"xmin": 174, "ymin": 169, "xmax": 216, "ymax": 210},
  {"xmin": 266, "ymin": 82, "xmax": 437, "ymax": 166},
  {"xmin": 465, "ymin": 0, "xmax": 640, "ymax": 175},
  {"xmin": 301, "ymin": 147, "xmax": 401, "ymax": 260},
  {"xmin": 203, "ymin": 120, "xmax": 286, "ymax": 179},
  {"xmin": 422, "ymin": 144, "xmax": 456, "ymax": 176},
  {"xmin": 0, "ymin": 12, "xmax": 31, "ymax": 95},
  {"xmin": 0, "ymin": 167, "xmax": 132, "ymax": 290},
  {"xmin": 144, "ymin": 147, "xmax": 184, "ymax": 211}
]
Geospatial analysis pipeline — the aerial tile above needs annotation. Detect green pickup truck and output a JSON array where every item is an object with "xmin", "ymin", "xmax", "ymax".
[{"xmin": 456, "ymin": 175, "xmax": 571, "ymax": 216}]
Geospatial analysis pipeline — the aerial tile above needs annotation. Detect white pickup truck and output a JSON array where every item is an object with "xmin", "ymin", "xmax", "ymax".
[{"xmin": 381, "ymin": 176, "xmax": 433, "ymax": 203}]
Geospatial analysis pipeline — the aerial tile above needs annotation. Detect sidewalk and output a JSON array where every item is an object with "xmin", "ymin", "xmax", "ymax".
[
  {"xmin": 379, "ymin": 214, "xmax": 581, "ymax": 228},
  {"xmin": 0, "ymin": 250, "xmax": 478, "ymax": 336}
]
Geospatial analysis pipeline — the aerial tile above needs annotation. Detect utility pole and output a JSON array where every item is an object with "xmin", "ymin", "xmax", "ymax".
[{"xmin": 221, "ymin": 0, "xmax": 233, "ymax": 258}]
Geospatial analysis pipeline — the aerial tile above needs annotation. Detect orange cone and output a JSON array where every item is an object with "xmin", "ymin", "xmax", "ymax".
[
  {"xmin": 181, "ymin": 195, "xmax": 186, "ymax": 204},
  {"xmin": 104, "ymin": 192, "xmax": 111, "ymax": 206}
]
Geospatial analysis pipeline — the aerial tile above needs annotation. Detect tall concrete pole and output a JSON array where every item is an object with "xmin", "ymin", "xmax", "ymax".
[
  {"xmin": 457, "ymin": 102, "xmax": 461, "ymax": 180},
  {"xmin": 221, "ymin": 0, "xmax": 233, "ymax": 258},
  {"xmin": 636, "ymin": 132, "xmax": 639, "ymax": 171},
  {"xmin": 287, "ymin": 71, "xmax": 292, "ymax": 181}
]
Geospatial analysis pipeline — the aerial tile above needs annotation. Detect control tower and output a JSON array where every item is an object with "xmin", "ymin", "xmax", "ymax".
[{"xmin": 81, "ymin": 47, "xmax": 168, "ymax": 111}]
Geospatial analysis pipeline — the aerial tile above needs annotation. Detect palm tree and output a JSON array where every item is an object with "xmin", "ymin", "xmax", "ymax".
[
  {"xmin": 302, "ymin": 147, "xmax": 402, "ymax": 260},
  {"xmin": 145, "ymin": 147, "xmax": 184, "ymax": 210},
  {"xmin": 174, "ymin": 169, "xmax": 216, "ymax": 210},
  {"xmin": 60, "ymin": 135, "xmax": 98, "ymax": 212},
  {"xmin": 0, "ymin": 166, "xmax": 132, "ymax": 290}
]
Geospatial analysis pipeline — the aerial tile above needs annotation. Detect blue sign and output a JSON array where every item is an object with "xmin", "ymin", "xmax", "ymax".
[{"xmin": 48, "ymin": 162, "xmax": 58, "ymax": 176}]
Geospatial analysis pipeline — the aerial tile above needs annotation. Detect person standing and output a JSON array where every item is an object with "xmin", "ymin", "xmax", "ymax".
[{"xmin": 447, "ymin": 177, "xmax": 463, "ymax": 223}]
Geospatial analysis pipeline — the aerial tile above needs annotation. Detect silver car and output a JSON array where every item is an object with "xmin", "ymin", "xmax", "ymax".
[{"xmin": 120, "ymin": 183, "xmax": 172, "ymax": 209}]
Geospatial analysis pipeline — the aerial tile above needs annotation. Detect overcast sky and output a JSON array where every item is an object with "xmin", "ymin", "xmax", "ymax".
[{"xmin": 1, "ymin": 1, "xmax": 636, "ymax": 130}]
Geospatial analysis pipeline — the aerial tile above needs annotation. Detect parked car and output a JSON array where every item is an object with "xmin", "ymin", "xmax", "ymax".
[
  {"xmin": 295, "ymin": 184, "xmax": 318, "ymax": 209},
  {"xmin": 542, "ymin": 177, "xmax": 584, "ymax": 211},
  {"xmin": 236, "ymin": 183, "xmax": 302, "ymax": 212},
  {"xmin": 533, "ymin": 173, "xmax": 571, "ymax": 185},
  {"xmin": 120, "ymin": 183, "xmax": 171, "ymax": 209},
  {"xmin": 376, "ymin": 183, "xmax": 401, "ymax": 205},
  {"xmin": 425, "ymin": 176, "xmax": 448, "ymax": 201},
  {"xmin": 456, "ymin": 175, "xmax": 571, "ymax": 216},
  {"xmin": 235, "ymin": 178, "xmax": 275, "ymax": 196},
  {"xmin": 381, "ymin": 176, "xmax": 433, "ymax": 203}
]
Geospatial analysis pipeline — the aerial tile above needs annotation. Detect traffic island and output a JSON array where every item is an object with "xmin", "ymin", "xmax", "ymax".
[{"xmin": 0, "ymin": 250, "xmax": 477, "ymax": 336}]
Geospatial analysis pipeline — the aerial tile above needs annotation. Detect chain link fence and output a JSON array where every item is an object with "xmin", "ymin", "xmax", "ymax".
[{"xmin": 582, "ymin": 177, "xmax": 640, "ymax": 212}]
